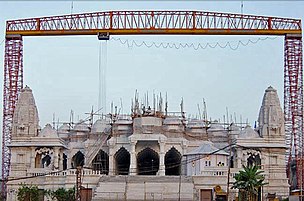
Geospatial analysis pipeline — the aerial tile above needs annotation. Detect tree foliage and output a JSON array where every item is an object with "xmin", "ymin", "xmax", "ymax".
[
  {"xmin": 17, "ymin": 184, "xmax": 41, "ymax": 201},
  {"xmin": 231, "ymin": 165, "xmax": 268, "ymax": 201},
  {"xmin": 17, "ymin": 184, "xmax": 75, "ymax": 201},
  {"xmin": 46, "ymin": 187, "xmax": 75, "ymax": 201}
]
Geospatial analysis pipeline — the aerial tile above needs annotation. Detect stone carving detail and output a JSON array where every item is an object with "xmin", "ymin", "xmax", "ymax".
[{"xmin": 36, "ymin": 147, "xmax": 54, "ymax": 155}]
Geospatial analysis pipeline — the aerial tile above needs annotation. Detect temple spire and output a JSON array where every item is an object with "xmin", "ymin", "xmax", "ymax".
[
  {"xmin": 258, "ymin": 86, "xmax": 284, "ymax": 138},
  {"xmin": 12, "ymin": 86, "xmax": 39, "ymax": 137}
]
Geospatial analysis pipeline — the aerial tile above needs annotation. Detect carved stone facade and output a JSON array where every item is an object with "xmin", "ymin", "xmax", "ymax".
[{"xmin": 7, "ymin": 86, "xmax": 289, "ymax": 200}]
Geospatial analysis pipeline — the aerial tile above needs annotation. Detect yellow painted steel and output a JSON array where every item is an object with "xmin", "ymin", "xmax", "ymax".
[{"xmin": 6, "ymin": 29, "xmax": 302, "ymax": 37}]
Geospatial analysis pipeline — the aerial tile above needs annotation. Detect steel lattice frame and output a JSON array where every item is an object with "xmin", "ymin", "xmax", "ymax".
[
  {"xmin": 2, "ymin": 10, "xmax": 303, "ymax": 198},
  {"xmin": 284, "ymin": 36, "xmax": 304, "ymax": 190},
  {"xmin": 2, "ymin": 36, "xmax": 23, "ymax": 196}
]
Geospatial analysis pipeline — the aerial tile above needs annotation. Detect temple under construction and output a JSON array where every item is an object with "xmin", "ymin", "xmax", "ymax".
[{"xmin": 7, "ymin": 85, "xmax": 289, "ymax": 201}]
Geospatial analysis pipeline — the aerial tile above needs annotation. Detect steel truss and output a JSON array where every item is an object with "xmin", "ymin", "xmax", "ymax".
[
  {"xmin": 285, "ymin": 36, "xmax": 303, "ymax": 190},
  {"xmin": 2, "ymin": 36, "xmax": 23, "ymax": 196}
]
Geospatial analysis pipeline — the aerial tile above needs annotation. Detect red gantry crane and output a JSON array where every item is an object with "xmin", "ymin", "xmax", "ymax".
[{"xmin": 2, "ymin": 10, "xmax": 303, "ymax": 197}]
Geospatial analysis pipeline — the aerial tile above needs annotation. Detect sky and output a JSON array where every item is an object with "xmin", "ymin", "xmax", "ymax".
[{"xmin": 0, "ymin": 1, "xmax": 303, "ymax": 128}]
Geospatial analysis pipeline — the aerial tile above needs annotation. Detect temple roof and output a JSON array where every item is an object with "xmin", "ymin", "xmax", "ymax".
[
  {"xmin": 38, "ymin": 124, "xmax": 58, "ymax": 138},
  {"xmin": 184, "ymin": 141, "xmax": 229, "ymax": 156},
  {"xmin": 92, "ymin": 119, "xmax": 111, "ymax": 133},
  {"xmin": 239, "ymin": 125, "xmax": 260, "ymax": 138},
  {"xmin": 73, "ymin": 120, "xmax": 90, "ymax": 132}
]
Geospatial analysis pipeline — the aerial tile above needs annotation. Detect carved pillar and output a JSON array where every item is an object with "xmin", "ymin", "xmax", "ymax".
[
  {"xmin": 158, "ymin": 142, "xmax": 165, "ymax": 176},
  {"xmin": 109, "ymin": 152, "xmax": 114, "ymax": 175},
  {"xmin": 108, "ymin": 139, "xmax": 116, "ymax": 175},
  {"xmin": 67, "ymin": 151, "xmax": 72, "ymax": 169},
  {"xmin": 129, "ymin": 140, "xmax": 137, "ymax": 175},
  {"xmin": 237, "ymin": 149, "xmax": 242, "ymax": 168},
  {"xmin": 59, "ymin": 151, "xmax": 63, "ymax": 170},
  {"xmin": 180, "ymin": 140, "xmax": 188, "ymax": 176},
  {"xmin": 54, "ymin": 147, "xmax": 59, "ymax": 169},
  {"xmin": 30, "ymin": 147, "xmax": 36, "ymax": 168}
]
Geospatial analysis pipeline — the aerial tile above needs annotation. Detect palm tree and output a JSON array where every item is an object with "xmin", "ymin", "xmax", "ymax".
[{"xmin": 232, "ymin": 165, "xmax": 268, "ymax": 201}]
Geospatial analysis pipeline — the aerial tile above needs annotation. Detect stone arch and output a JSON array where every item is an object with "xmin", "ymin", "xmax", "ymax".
[
  {"xmin": 35, "ymin": 147, "xmax": 53, "ymax": 168},
  {"xmin": 115, "ymin": 147, "xmax": 130, "ymax": 175},
  {"xmin": 69, "ymin": 149, "xmax": 85, "ymax": 161},
  {"xmin": 165, "ymin": 147, "xmax": 182, "ymax": 175},
  {"xmin": 164, "ymin": 145, "xmax": 183, "ymax": 155},
  {"xmin": 92, "ymin": 150, "xmax": 109, "ymax": 174},
  {"xmin": 245, "ymin": 150, "xmax": 262, "ymax": 168},
  {"xmin": 72, "ymin": 151, "xmax": 84, "ymax": 168},
  {"xmin": 137, "ymin": 147, "xmax": 159, "ymax": 175}
]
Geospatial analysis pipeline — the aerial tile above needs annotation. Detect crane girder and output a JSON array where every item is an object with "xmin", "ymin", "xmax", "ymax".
[{"xmin": 6, "ymin": 11, "xmax": 302, "ymax": 37}]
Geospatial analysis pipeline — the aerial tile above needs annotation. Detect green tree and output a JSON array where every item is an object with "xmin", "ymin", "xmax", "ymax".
[
  {"xmin": 231, "ymin": 165, "xmax": 268, "ymax": 201},
  {"xmin": 17, "ymin": 184, "xmax": 41, "ymax": 201},
  {"xmin": 47, "ymin": 187, "xmax": 75, "ymax": 201}
]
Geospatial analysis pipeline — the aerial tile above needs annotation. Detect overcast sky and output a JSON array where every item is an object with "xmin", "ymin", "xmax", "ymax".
[{"xmin": 0, "ymin": 1, "xmax": 303, "ymax": 128}]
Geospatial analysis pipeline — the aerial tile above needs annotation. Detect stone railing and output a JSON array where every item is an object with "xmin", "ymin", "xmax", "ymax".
[
  {"xmin": 200, "ymin": 166, "xmax": 229, "ymax": 177},
  {"xmin": 27, "ymin": 168, "xmax": 105, "ymax": 177},
  {"xmin": 198, "ymin": 167, "xmax": 244, "ymax": 180},
  {"xmin": 95, "ymin": 192, "xmax": 194, "ymax": 201}
]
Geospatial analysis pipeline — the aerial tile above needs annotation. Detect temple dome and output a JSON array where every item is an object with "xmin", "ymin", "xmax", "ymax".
[
  {"xmin": 208, "ymin": 120, "xmax": 224, "ymax": 131},
  {"xmin": 73, "ymin": 120, "xmax": 90, "ymax": 132},
  {"xmin": 58, "ymin": 123, "xmax": 70, "ymax": 133},
  {"xmin": 92, "ymin": 119, "xmax": 111, "ymax": 133},
  {"xmin": 239, "ymin": 125, "xmax": 260, "ymax": 138},
  {"xmin": 228, "ymin": 123, "xmax": 240, "ymax": 131},
  {"xmin": 39, "ymin": 124, "xmax": 58, "ymax": 138},
  {"xmin": 163, "ymin": 117, "xmax": 183, "ymax": 125},
  {"xmin": 187, "ymin": 119, "xmax": 205, "ymax": 128}
]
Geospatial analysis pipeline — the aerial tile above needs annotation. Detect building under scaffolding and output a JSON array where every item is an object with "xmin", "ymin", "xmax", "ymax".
[{"xmin": 6, "ymin": 86, "xmax": 289, "ymax": 201}]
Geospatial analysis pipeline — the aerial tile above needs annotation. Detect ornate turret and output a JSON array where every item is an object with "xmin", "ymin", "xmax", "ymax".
[
  {"xmin": 258, "ymin": 86, "xmax": 284, "ymax": 138},
  {"xmin": 12, "ymin": 86, "xmax": 39, "ymax": 137}
]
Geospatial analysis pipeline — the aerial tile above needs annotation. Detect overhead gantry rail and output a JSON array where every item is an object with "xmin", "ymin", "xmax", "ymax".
[
  {"xmin": 6, "ymin": 11, "xmax": 302, "ymax": 37},
  {"xmin": 2, "ymin": 10, "xmax": 303, "ymax": 199}
]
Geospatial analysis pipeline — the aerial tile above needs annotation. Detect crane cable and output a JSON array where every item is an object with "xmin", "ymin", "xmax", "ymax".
[{"xmin": 98, "ymin": 41, "xmax": 108, "ymax": 118}]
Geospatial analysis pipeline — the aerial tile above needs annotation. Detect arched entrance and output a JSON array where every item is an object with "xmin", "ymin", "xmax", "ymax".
[
  {"xmin": 92, "ymin": 150, "xmax": 109, "ymax": 174},
  {"xmin": 42, "ymin": 155, "xmax": 51, "ymax": 168},
  {"xmin": 63, "ymin": 153, "xmax": 67, "ymax": 170},
  {"xmin": 247, "ymin": 153, "xmax": 261, "ymax": 167},
  {"xmin": 137, "ymin": 147, "xmax": 159, "ymax": 175},
  {"xmin": 115, "ymin": 147, "xmax": 130, "ymax": 175},
  {"xmin": 165, "ymin": 147, "xmax": 181, "ymax": 175},
  {"xmin": 72, "ymin": 151, "xmax": 84, "ymax": 168}
]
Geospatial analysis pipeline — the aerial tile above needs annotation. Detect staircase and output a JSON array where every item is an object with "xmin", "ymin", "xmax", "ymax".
[{"xmin": 92, "ymin": 175, "xmax": 195, "ymax": 201}]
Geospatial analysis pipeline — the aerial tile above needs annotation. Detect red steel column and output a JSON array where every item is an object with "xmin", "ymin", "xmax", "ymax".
[
  {"xmin": 1, "ymin": 36, "xmax": 23, "ymax": 198},
  {"xmin": 284, "ymin": 35, "xmax": 303, "ymax": 190}
]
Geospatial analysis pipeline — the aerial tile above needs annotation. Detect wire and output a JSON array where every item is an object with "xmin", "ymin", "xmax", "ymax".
[{"xmin": 111, "ymin": 37, "xmax": 278, "ymax": 51}]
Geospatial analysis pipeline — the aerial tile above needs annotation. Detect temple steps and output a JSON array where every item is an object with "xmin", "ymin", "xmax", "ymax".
[{"xmin": 92, "ymin": 175, "xmax": 195, "ymax": 201}]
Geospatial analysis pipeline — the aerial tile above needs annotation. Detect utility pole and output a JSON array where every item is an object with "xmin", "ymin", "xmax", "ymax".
[
  {"xmin": 178, "ymin": 173, "xmax": 181, "ymax": 201},
  {"xmin": 76, "ymin": 166, "xmax": 82, "ymax": 201},
  {"xmin": 226, "ymin": 141, "xmax": 232, "ymax": 200}
]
